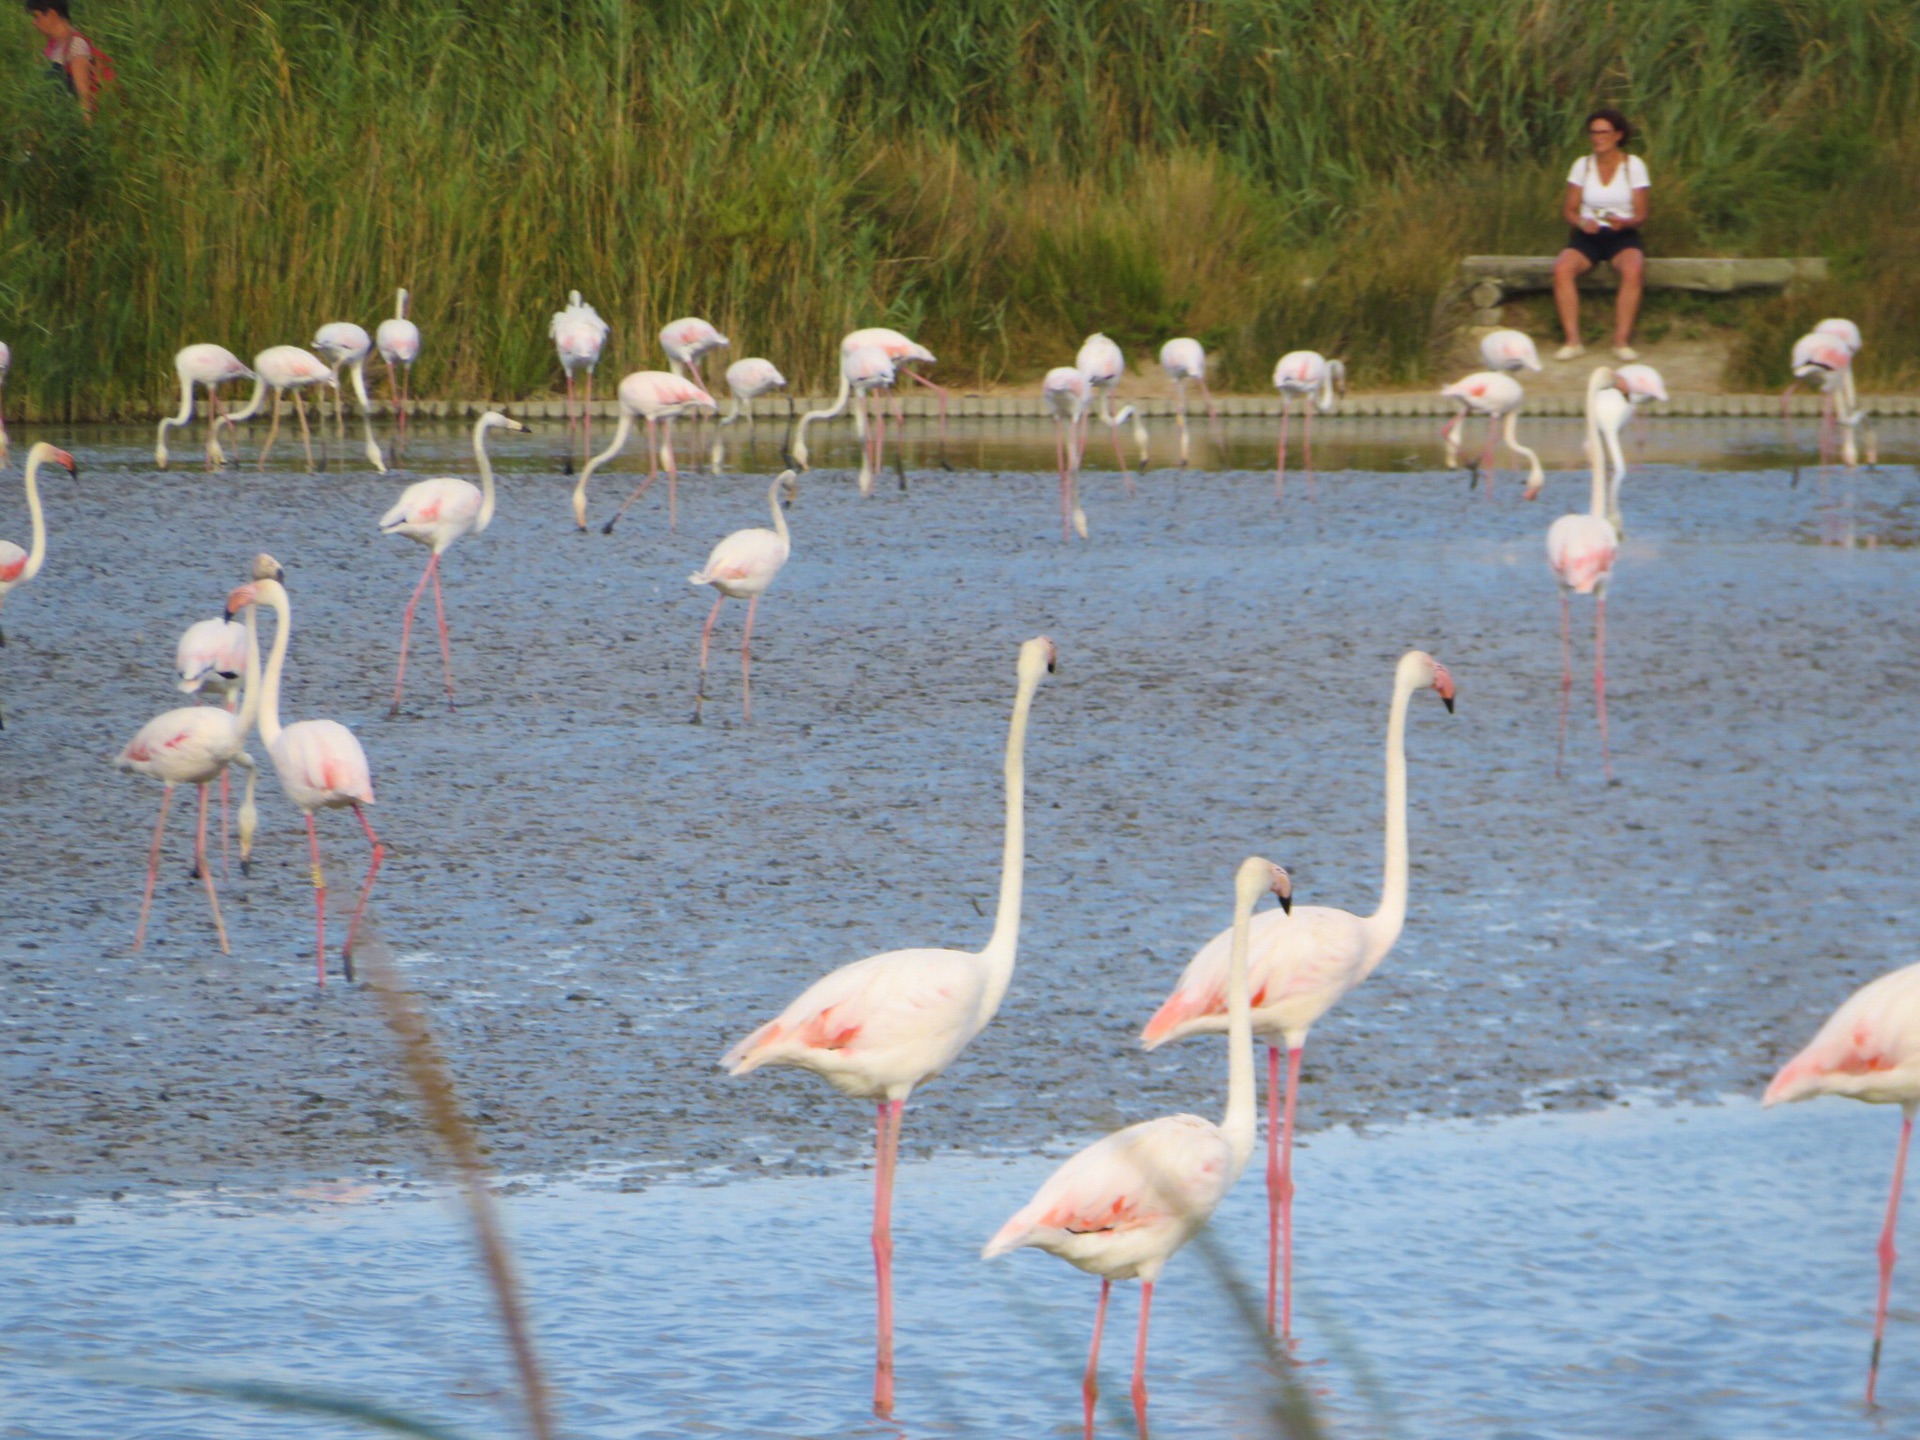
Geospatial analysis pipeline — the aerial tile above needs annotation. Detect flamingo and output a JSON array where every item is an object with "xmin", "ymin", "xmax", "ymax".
[
  {"xmin": 660, "ymin": 316, "xmax": 728, "ymax": 387},
  {"xmin": 1546, "ymin": 367, "xmax": 1628, "ymax": 780},
  {"xmin": 381, "ymin": 410, "xmax": 530, "ymax": 714},
  {"xmin": 847, "ymin": 326, "xmax": 953, "ymax": 469},
  {"xmin": 1479, "ymin": 329, "xmax": 1543, "ymax": 374},
  {"xmin": 311, "ymin": 322, "xmax": 388, "ymax": 473},
  {"xmin": 688, "ymin": 469, "xmax": 796, "ymax": 724},
  {"xmin": 1043, "ymin": 366, "xmax": 1092, "ymax": 540},
  {"xmin": 1765, "ymin": 961, "xmax": 1920, "ymax": 1406},
  {"xmin": 551, "ymin": 291, "xmax": 610, "ymax": 471},
  {"xmin": 176, "ymin": 612, "xmax": 252, "ymax": 878},
  {"xmin": 1077, "ymin": 334, "xmax": 1148, "ymax": 487},
  {"xmin": 1787, "ymin": 332, "xmax": 1869, "ymax": 469},
  {"xmin": 117, "ymin": 578, "xmax": 265, "ymax": 955},
  {"xmin": 1440, "ymin": 371, "xmax": 1544, "ymax": 498},
  {"xmin": 575, "ymin": 371, "xmax": 718, "ymax": 534},
  {"xmin": 1272, "ymin": 351, "xmax": 1345, "ymax": 500},
  {"xmin": 0, "ymin": 340, "xmax": 10, "ymax": 468},
  {"xmin": 1142, "ymin": 650, "xmax": 1456, "ymax": 1335},
  {"xmin": 709, "ymin": 358, "xmax": 789, "ymax": 473},
  {"xmin": 723, "ymin": 635, "xmax": 1057, "ymax": 1417},
  {"xmin": 377, "ymin": 289, "xmax": 421, "ymax": 455},
  {"xmin": 224, "ymin": 567, "xmax": 384, "ymax": 987},
  {"xmin": 792, "ymin": 329, "xmax": 942, "ymax": 481},
  {"xmin": 0, "ymin": 443, "xmax": 77, "ymax": 727},
  {"xmin": 155, "ymin": 344, "xmax": 254, "ymax": 471},
  {"xmin": 1158, "ymin": 338, "xmax": 1220, "ymax": 469},
  {"xmin": 212, "ymin": 346, "xmax": 339, "ymax": 473},
  {"xmin": 989, "ymin": 857, "xmax": 1290, "ymax": 1440}
]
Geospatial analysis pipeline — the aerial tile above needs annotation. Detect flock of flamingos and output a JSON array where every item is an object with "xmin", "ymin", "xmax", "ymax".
[{"xmin": 0, "ymin": 299, "xmax": 1905, "ymax": 1432}]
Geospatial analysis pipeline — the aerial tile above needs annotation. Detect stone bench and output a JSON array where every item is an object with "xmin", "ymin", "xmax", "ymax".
[{"xmin": 1448, "ymin": 255, "xmax": 1829, "ymax": 326}]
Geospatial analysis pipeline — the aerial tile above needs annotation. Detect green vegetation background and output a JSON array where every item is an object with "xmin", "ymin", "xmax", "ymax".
[{"xmin": 2, "ymin": 0, "xmax": 1915, "ymax": 418}]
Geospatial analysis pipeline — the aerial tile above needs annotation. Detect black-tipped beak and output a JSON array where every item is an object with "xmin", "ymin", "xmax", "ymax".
[
  {"xmin": 1278, "ymin": 891, "xmax": 1292, "ymax": 914},
  {"xmin": 1442, "ymin": 695, "xmax": 1456, "ymax": 713},
  {"xmin": 224, "ymin": 605, "xmax": 238, "ymax": 621}
]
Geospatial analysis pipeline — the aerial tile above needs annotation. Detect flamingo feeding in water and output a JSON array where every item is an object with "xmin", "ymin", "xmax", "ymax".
[
  {"xmin": 1786, "ymin": 330, "xmax": 1870, "ymax": 469},
  {"xmin": 575, "ymin": 371, "xmax": 719, "ymax": 534},
  {"xmin": 552, "ymin": 291, "xmax": 610, "ymax": 470},
  {"xmin": 1158, "ymin": 337, "xmax": 1220, "ymax": 469},
  {"xmin": 1479, "ymin": 328, "xmax": 1544, "ymax": 374},
  {"xmin": 688, "ymin": 469, "xmax": 796, "ymax": 724},
  {"xmin": 709, "ymin": 358, "xmax": 789, "ymax": 473},
  {"xmin": 660, "ymin": 317, "xmax": 728, "ymax": 387},
  {"xmin": 1043, "ymin": 366, "xmax": 1093, "ymax": 539},
  {"xmin": 989, "ymin": 857, "xmax": 1290, "ymax": 1440},
  {"xmin": 1547, "ymin": 366, "xmax": 1628, "ymax": 779},
  {"xmin": 1142, "ymin": 650, "xmax": 1455, "ymax": 1335},
  {"xmin": 155, "ymin": 345, "xmax": 254, "ymax": 470},
  {"xmin": 723, "ymin": 635, "xmax": 1056, "ymax": 1418},
  {"xmin": 224, "ymin": 566, "xmax": 384, "ymax": 987},
  {"xmin": 1440, "ymin": 371, "xmax": 1545, "ymax": 498},
  {"xmin": 1766, "ymin": 960, "xmax": 1920, "ymax": 1407},
  {"xmin": 0, "ymin": 443, "xmax": 77, "ymax": 727},
  {"xmin": 1077, "ymin": 333, "xmax": 1148, "ymax": 487},
  {"xmin": 380, "ymin": 411, "xmax": 531, "ymax": 714},
  {"xmin": 311, "ymin": 322, "xmax": 388, "ymax": 473},
  {"xmin": 1272, "ymin": 351, "xmax": 1345, "ymax": 500},
  {"xmin": 792, "ymin": 328, "xmax": 943, "ymax": 482},
  {"xmin": 793, "ymin": 344, "xmax": 899, "ymax": 494},
  {"xmin": 212, "ymin": 346, "xmax": 339, "ymax": 473},
  {"xmin": 377, "ymin": 289, "xmax": 421, "ymax": 455}
]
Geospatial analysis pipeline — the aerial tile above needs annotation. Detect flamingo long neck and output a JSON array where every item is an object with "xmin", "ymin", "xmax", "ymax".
[
  {"xmin": 575, "ymin": 410, "xmax": 635, "ymax": 506},
  {"xmin": 977, "ymin": 668, "xmax": 1041, "ymax": 1019},
  {"xmin": 473, "ymin": 419, "xmax": 498, "ymax": 534},
  {"xmin": 222, "ymin": 375, "xmax": 269, "ymax": 429},
  {"xmin": 1362, "ymin": 671, "xmax": 1416, "ymax": 969},
  {"xmin": 349, "ymin": 355, "xmax": 375, "ymax": 412},
  {"xmin": 1220, "ymin": 865, "xmax": 1261, "ymax": 1176},
  {"xmin": 19, "ymin": 449, "xmax": 48, "ymax": 583},
  {"xmin": 804, "ymin": 369, "xmax": 852, "ymax": 428},
  {"xmin": 765, "ymin": 475, "xmax": 789, "ymax": 546},
  {"xmin": 157, "ymin": 369, "xmax": 196, "ymax": 439},
  {"xmin": 235, "ymin": 597, "xmax": 263, "ymax": 738},
  {"xmin": 1583, "ymin": 368, "xmax": 1614, "ymax": 520},
  {"xmin": 256, "ymin": 585, "xmax": 292, "ymax": 748}
]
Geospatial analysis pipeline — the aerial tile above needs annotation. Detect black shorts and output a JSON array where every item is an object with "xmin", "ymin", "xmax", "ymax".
[{"xmin": 1565, "ymin": 227, "xmax": 1644, "ymax": 265}]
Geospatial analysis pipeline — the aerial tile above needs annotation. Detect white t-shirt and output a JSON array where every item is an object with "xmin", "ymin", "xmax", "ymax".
[{"xmin": 1568, "ymin": 153, "xmax": 1650, "ymax": 227}]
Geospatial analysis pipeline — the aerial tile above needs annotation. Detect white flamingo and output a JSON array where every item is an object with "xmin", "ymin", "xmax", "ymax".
[
  {"xmin": 376, "ymin": 289, "xmax": 421, "ymax": 454},
  {"xmin": 688, "ymin": 470, "xmax": 795, "ymax": 723},
  {"xmin": 1043, "ymin": 366, "xmax": 1093, "ymax": 539},
  {"xmin": 576, "ymin": 371, "xmax": 719, "ymax": 533},
  {"xmin": 1272, "ymin": 351, "xmax": 1345, "ymax": 499},
  {"xmin": 155, "ymin": 345, "xmax": 254, "ymax": 470},
  {"xmin": 1158, "ymin": 337, "xmax": 1220, "ymax": 468},
  {"xmin": 176, "ymin": 611, "xmax": 253, "ymax": 879},
  {"xmin": 1440, "ymin": 371, "xmax": 1544, "ymax": 498},
  {"xmin": 1077, "ymin": 333, "xmax": 1148, "ymax": 485},
  {"xmin": 1547, "ymin": 367, "xmax": 1628, "ymax": 779},
  {"xmin": 212, "ymin": 346, "xmax": 339, "ymax": 472},
  {"xmin": 0, "ymin": 443, "xmax": 77, "ymax": 727},
  {"xmin": 1479, "ymin": 329, "xmax": 1543, "ymax": 373},
  {"xmin": 551, "ymin": 291, "xmax": 610, "ymax": 470},
  {"xmin": 311, "ymin": 322, "xmax": 388, "ymax": 472},
  {"xmin": 709, "ymin": 358, "xmax": 789, "ymax": 473}
]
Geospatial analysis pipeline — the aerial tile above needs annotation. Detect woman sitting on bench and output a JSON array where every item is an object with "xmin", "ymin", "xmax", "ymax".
[{"xmin": 1554, "ymin": 108, "xmax": 1650, "ymax": 362}]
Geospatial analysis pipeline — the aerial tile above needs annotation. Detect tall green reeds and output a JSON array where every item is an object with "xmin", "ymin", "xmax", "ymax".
[{"xmin": 1, "ymin": 0, "xmax": 1915, "ymax": 417}]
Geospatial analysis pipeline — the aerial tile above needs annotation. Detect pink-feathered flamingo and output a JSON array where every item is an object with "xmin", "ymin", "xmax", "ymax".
[
  {"xmin": 1440, "ymin": 371, "xmax": 1545, "ymax": 498},
  {"xmin": 1271, "ymin": 351, "xmax": 1344, "ymax": 499},
  {"xmin": 660, "ymin": 317, "xmax": 728, "ymax": 387},
  {"xmin": 709, "ymin": 358, "xmax": 789, "ymax": 473},
  {"xmin": 1787, "ymin": 332, "xmax": 1869, "ymax": 470},
  {"xmin": 1142, "ymin": 650, "xmax": 1455, "ymax": 1335},
  {"xmin": 1766, "ymin": 960, "xmax": 1920, "ymax": 1405},
  {"xmin": 990, "ymin": 857, "xmax": 1290, "ymax": 1440},
  {"xmin": 1044, "ymin": 366, "xmax": 1093, "ymax": 539},
  {"xmin": 312, "ymin": 322, "xmax": 388, "ymax": 473},
  {"xmin": 376, "ymin": 289, "xmax": 421, "ymax": 456},
  {"xmin": 1479, "ymin": 328, "xmax": 1543, "ymax": 374},
  {"xmin": 381, "ymin": 411, "xmax": 530, "ymax": 714},
  {"xmin": 1077, "ymin": 333, "xmax": 1147, "ymax": 487},
  {"xmin": 213, "ymin": 346, "xmax": 339, "ymax": 473},
  {"xmin": 576, "ymin": 371, "xmax": 718, "ymax": 534},
  {"xmin": 1547, "ymin": 367, "xmax": 1628, "ymax": 779},
  {"xmin": 723, "ymin": 636, "xmax": 1056, "ymax": 1417},
  {"xmin": 225, "ymin": 567, "xmax": 384, "ymax": 987},
  {"xmin": 176, "ymin": 613, "xmax": 252, "ymax": 879},
  {"xmin": 848, "ymin": 326, "xmax": 952, "ymax": 469},
  {"xmin": 689, "ymin": 469, "xmax": 795, "ymax": 723},
  {"xmin": 792, "ymin": 329, "xmax": 941, "ymax": 483},
  {"xmin": 0, "ymin": 443, "xmax": 77, "ymax": 727},
  {"xmin": 1158, "ymin": 338, "xmax": 1220, "ymax": 468},
  {"xmin": 155, "ymin": 345, "xmax": 254, "ymax": 470},
  {"xmin": 552, "ymin": 291, "xmax": 610, "ymax": 471},
  {"xmin": 793, "ymin": 345, "xmax": 898, "ymax": 495}
]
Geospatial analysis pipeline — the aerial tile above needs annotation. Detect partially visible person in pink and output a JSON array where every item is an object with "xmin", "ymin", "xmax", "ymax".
[
  {"xmin": 26, "ymin": 0, "xmax": 98, "ymax": 121},
  {"xmin": 1552, "ymin": 108, "xmax": 1650, "ymax": 362}
]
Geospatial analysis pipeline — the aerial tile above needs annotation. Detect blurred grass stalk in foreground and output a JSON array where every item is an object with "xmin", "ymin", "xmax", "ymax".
[{"xmin": 0, "ymin": 0, "xmax": 1914, "ymax": 418}]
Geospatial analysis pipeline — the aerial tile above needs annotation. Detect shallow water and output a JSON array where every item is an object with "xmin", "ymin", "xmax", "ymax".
[{"xmin": 1, "ymin": 1099, "xmax": 1912, "ymax": 1438}]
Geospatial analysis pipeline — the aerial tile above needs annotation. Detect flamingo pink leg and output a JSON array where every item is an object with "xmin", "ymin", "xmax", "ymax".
[
  {"xmin": 740, "ymin": 594, "xmax": 759, "ymax": 724},
  {"xmin": 342, "ymin": 804, "xmax": 384, "ymax": 982},
  {"xmin": 564, "ymin": 372, "xmax": 578, "ymax": 466},
  {"xmin": 133, "ymin": 784, "xmax": 175, "ymax": 952},
  {"xmin": 1557, "ymin": 591, "xmax": 1573, "ymax": 779},
  {"xmin": 1302, "ymin": 403, "xmax": 1315, "ymax": 500},
  {"xmin": 694, "ymin": 592, "xmax": 724, "ymax": 721},
  {"xmin": 218, "ymin": 766, "xmax": 231, "ymax": 882},
  {"xmin": 1199, "ymin": 378, "xmax": 1222, "ymax": 451},
  {"xmin": 663, "ymin": 419, "xmax": 680, "ymax": 531},
  {"xmin": 1275, "ymin": 1045, "xmax": 1303, "ymax": 1336},
  {"xmin": 1482, "ymin": 414, "xmax": 1498, "ymax": 496},
  {"xmin": 194, "ymin": 782, "xmax": 229, "ymax": 954},
  {"xmin": 1275, "ymin": 403, "xmax": 1290, "ymax": 500},
  {"xmin": 431, "ymin": 553, "xmax": 456, "ymax": 709},
  {"xmin": 1083, "ymin": 1277, "xmax": 1111, "ymax": 1440},
  {"xmin": 901, "ymin": 368, "xmax": 952, "ymax": 466},
  {"xmin": 385, "ymin": 359, "xmax": 401, "ymax": 453},
  {"xmin": 1108, "ymin": 409, "xmax": 1130, "ymax": 487},
  {"xmin": 1595, "ymin": 596, "xmax": 1612, "ymax": 782},
  {"xmin": 1131, "ymin": 1280, "xmax": 1155, "ymax": 1439},
  {"xmin": 1869, "ymin": 1111, "xmax": 1915, "ymax": 1407},
  {"xmin": 399, "ymin": 364, "xmax": 412, "ymax": 452},
  {"xmin": 390, "ymin": 552, "xmax": 442, "ymax": 715},
  {"xmin": 1057, "ymin": 419, "xmax": 1072, "ymax": 540},
  {"xmin": 305, "ymin": 813, "xmax": 329, "ymax": 987},
  {"xmin": 873, "ymin": 1097, "xmax": 904, "ymax": 1417}
]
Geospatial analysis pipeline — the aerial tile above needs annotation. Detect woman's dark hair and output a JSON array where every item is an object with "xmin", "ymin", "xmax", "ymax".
[
  {"xmin": 1585, "ymin": 108, "xmax": 1632, "ymax": 145},
  {"xmin": 26, "ymin": 0, "xmax": 72, "ymax": 15}
]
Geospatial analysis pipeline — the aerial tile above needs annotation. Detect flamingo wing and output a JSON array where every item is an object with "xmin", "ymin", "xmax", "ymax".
[
  {"xmin": 1143, "ymin": 905, "xmax": 1370, "ymax": 1047},
  {"xmin": 1766, "ymin": 962, "xmax": 1920, "ymax": 1106}
]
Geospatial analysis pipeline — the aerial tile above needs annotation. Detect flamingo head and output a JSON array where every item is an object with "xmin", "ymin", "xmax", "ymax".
[
  {"xmin": 252, "ymin": 552, "xmax": 284, "ymax": 582},
  {"xmin": 1399, "ymin": 651, "xmax": 1457, "ymax": 711},
  {"xmin": 479, "ymin": 411, "xmax": 532, "ymax": 436},
  {"xmin": 29, "ymin": 444, "xmax": 77, "ymax": 478},
  {"xmin": 778, "ymin": 469, "xmax": 798, "ymax": 508},
  {"xmin": 1017, "ymin": 635, "xmax": 1058, "ymax": 687},
  {"xmin": 1235, "ymin": 856, "xmax": 1293, "ymax": 916}
]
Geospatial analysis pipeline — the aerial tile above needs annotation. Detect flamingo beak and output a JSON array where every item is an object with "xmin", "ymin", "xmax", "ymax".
[
  {"xmin": 1433, "ymin": 664, "xmax": 1457, "ymax": 712},
  {"xmin": 224, "ymin": 582, "xmax": 257, "ymax": 621}
]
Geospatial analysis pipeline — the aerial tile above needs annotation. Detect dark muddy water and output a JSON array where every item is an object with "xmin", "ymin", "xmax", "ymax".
[{"xmin": 1, "ymin": 417, "xmax": 1917, "ymax": 1431}]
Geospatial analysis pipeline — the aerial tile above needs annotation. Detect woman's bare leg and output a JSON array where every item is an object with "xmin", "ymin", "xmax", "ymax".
[
  {"xmin": 1612, "ymin": 249, "xmax": 1645, "ymax": 348},
  {"xmin": 1554, "ymin": 249, "xmax": 1593, "ymax": 346}
]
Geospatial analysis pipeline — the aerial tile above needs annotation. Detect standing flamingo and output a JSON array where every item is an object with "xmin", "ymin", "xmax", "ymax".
[
  {"xmin": 1479, "ymin": 328, "xmax": 1544, "ymax": 374},
  {"xmin": 1142, "ymin": 650, "xmax": 1456, "ymax": 1335},
  {"xmin": 212, "ymin": 346, "xmax": 339, "ymax": 472},
  {"xmin": 0, "ymin": 443, "xmax": 77, "ymax": 727},
  {"xmin": 176, "ymin": 612, "xmax": 252, "ymax": 878},
  {"xmin": 224, "ymin": 567, "xmax": 384, "ymax": 987},
  {"xmin": 1043, "ymin": 366, "xmax": 1093, "ymax": 539},
  {"xmin": 155, "ymin": 344, "xmax": 254, "ymax": 470},
  {"xmin": 688, "ymin": 469, "xmax": 796, "ymax": 723},
  {"xmin": 990, "ymin": 857, "xmax": 1291, "ymax": 1440},
  {"xmin": 0, "ymin": 340, "xmax": 10, "ymax": 468},
  {"xmin": 1077, "ymin": 334, "xmax": 1148, "ymax": 487},
  {"xmin": 723, "ymin": 636, "xmax": 1057, "ymax": 1417},
  {"xmin": 1787, "ymin": 332, "xmax": 1869, "ymax": 469},
  {"xmin": 1158, "ymin": 338, "xmax": 1220, "ymax": 469},
  {"xmin": 792, "ymin": 329, "xmax": 942, "ymax": 480},
  {"xmin": 709, "ymin": 358, "xmax": 789, "ymax": 473},
  {"xmin": 576, "ymin": 371, "xmax": 718, "ymax": 534},
  {"xmin": 381, "ymin": 410, "xmax": 530, "ymax": 714},
  {"xmin": 1547, "ymin": 366, "xmax": 1627, "ymax": 779},
  {"xmin": 551, "ymin": 291, "xmax": 610, "ymax": 472},
  {"xmin": 846, "ymin": 326, "xmax": 952, "ymax": 469},
  {"xmin": 117, "ymin": 587, "xmax": 263, "ymax": 955},
  {"xmin": 1766, "ymin": 961, "xmax": 1920, "ymax": 1406},
  {"xmin": 1440, "ymin": 371, "xmax": 1545, "ymax": 498},
  {"xmin": 311, "ymin": 322, "xmax": 388, "ymax": 473},
  {"xmin": 1272, "ymin": 351, "xmax": 1345, "ymax": 500},
  {"xmin": 660, "ymin": 317, "xmax": 728, "ymax": 387},
  {"xmin": 377, "ymin": 289, "xmax": 421, "ymax": 456}
]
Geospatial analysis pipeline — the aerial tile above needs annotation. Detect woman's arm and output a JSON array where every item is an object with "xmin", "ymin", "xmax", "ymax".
[
  {"xmin": 1563, "ymin": 182, "xmax": 1596, "ymax": 233},
  {"xmin": 69, "ymin": 47, "xmax": 97, "ymax": 120},
  {"xmin": 1628, "ymin": 186, "xmax": 1649, "ymax": 227}
]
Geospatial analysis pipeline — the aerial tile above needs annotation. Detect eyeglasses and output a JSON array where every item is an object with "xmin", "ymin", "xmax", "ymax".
[{"xmin": 1588, "ymin": 127, "xmax": 1619, "ymax": 136}]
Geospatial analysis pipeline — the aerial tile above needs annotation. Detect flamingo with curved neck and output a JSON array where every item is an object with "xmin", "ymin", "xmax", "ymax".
[
  {"xmin": 155, "ymin": 344, "xmax": 254, "ymax": 470},
  {"xmin": 1440, "ymin": 371, "xmax": 1545, "ymax": 498},
  {"xmin": 723, "ymin": 636, "xmax": 1056, "ymax": 1417},
  {"xmin": 312, "ymin": 322, "xmax": 388, "ymax": 473},
  {"xmin": 0, "ymin": 443, "xmax": 77, "ymax": 725},
  {"xmin": 1142, "ymin": 649, "xmax": 1456, "ymax": 1335}
]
